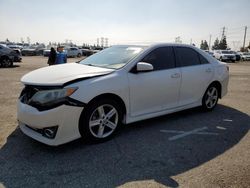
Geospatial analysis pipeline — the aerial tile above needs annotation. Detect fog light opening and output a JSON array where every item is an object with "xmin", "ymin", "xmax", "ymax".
[{"xmin": 43, "ymin": 126, "xmax": 58, "ymax": 139}]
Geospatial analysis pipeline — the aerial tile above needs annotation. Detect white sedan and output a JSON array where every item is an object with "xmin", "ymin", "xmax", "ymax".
[{"xmin": 17, "ymin": 44, "xmax": 229, "ymax": 146}]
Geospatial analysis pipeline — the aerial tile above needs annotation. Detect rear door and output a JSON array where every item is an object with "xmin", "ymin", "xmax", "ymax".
[
  {"xmin": 128, "ymin": 46, "xmax": 181, "ymax": 116},
  {"xmin": 174, "ymin": 47, "xmax": 214, "ymax": 106}
]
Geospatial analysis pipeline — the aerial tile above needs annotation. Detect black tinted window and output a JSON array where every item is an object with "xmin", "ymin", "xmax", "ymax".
[
  {"xmin": 142, "ymin": 47, "xmax": 175, "ymax": 70},
  {"xmin": 199, "ymin": 54, "xmax": 209, "ymax": 64},
  {"xmin": 175, "ymin": 47, "xmax": 200, "ymax": 67}
]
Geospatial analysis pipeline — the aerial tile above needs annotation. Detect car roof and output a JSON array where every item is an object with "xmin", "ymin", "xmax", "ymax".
[{"xmin": 112, "ymin": 43, "xmax": 199, "ymax": 49}]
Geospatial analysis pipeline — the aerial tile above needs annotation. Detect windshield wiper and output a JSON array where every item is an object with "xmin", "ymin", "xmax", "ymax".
[{"xmin": 84, "ymin": 64, "xmax": 95, "ymax": 66}]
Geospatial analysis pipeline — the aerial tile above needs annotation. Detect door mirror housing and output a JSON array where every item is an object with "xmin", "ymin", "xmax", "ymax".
[{"xmin": 136, "ymin": 62, "xmax": 153, "ymax": 72}]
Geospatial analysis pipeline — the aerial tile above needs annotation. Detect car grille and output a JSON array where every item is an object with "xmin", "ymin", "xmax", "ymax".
[{"xmin": 225, "ymin": 55, "xmax": 234, "ymax": 58}]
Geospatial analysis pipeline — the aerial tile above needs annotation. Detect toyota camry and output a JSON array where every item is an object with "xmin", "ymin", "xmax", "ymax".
[{"xmin": 17, "ymin": 44, "xmax": 229, "ymax": 146}]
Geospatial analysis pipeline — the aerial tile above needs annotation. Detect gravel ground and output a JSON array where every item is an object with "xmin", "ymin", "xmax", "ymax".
[{"xmin": 0, "ymin": 57, "xmax": 249, "ymax": 188}]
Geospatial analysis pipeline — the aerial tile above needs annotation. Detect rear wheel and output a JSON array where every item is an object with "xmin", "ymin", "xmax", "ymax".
[
  {"xmin": 77, "ymin": 53, "xmax": 81, "ymax": 57},
  {"xmin": 202, "ymin": 85, "xmax": 219, "ymax": 111},
  {"xmin": 79, "ymin": 99, "xmax": 123, "ymax": 142}
]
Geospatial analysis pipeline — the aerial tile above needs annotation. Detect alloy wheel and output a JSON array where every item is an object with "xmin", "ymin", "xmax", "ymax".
[
  {"xmin": 205, "ymin": 87, "xmax": 218, "ymax": 109},
  {"xmin": 89, "ymin": 104, "xmax": 118, "ymax": 138}
]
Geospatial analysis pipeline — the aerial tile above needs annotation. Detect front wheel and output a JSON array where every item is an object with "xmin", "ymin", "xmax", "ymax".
[
  {"xmin": 79, "ymin": 99, "xmax": 123, "ymax": 142},
  {"xmin": 202, "ymin": 85, "xmax": 219, "ymax": 111},
  {"xmin": 1, "ymin": 58, "xmax": 13, "ymax": 67}
]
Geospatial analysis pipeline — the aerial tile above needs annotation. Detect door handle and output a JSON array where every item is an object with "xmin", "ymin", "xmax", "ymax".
[
  {"xmin": 206, "ymin": 68, "xmax": 212, "ymax": 73},
  {"xmin": 171, "ymin": 73, "xmax": 180, "ymax": 78}
]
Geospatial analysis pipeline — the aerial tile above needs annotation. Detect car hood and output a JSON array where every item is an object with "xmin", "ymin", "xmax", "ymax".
[
  {"xmin": 22, "ymin": 49, "xmax": 36, "ymax": 51},
  {"xmin": 21, "ymin": 63, "xmax": 114, "ymax": 86}
]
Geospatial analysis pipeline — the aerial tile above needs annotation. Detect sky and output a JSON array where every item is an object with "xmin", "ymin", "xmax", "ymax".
[{"xmin": 0, "ymin": 0, "xmax": 250, "ymax": 49}]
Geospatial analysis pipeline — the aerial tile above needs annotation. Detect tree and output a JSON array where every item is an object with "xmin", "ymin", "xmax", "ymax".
[
  {"xmin": 200, "ymin": 40, "xmax": 209, "ymax": 50},
  {"xmin": 212, "ymin": 38, "xmax": 220, "ymax": 50},
  {"xmin": 204, "ymin": 40, "xmax": 209, "ymax": 50},
  {"xmin": 219, "ymin": 36, "xmax": 227, "ymax": 50},
  {"xmin": 200, "ymin": 40, "xmax": 204, "ymax": 49}
]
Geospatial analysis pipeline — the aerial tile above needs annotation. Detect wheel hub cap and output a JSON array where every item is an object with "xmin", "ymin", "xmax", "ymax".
[{"xmin": 89, "ymin": 104, "xmax": 118, "ymax": 138}]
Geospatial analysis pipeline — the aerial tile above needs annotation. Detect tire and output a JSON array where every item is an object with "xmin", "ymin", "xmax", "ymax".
[
  {"xmin": 1, "ymin": 57, "xmax": 13, "ymax": 67},
  {"xmin": 202, "ymin": 85, "xmax": 219, "ymax": 111},
  {"xmin": 232, "ymin": 60, "xmax": 235, "ymax": 63},
  {"xmin": 77, "ymin": 53, "xmax": 81, "ymax": 57},
  {"xmin": 79, "ymin": 98, "xmax": 123, "ymax": 142}
]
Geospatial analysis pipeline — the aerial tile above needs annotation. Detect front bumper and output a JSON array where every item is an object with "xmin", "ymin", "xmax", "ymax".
[
  {"xmin": 243, "ymin": 57, "xmax": 250, "ymax": 61},
  {"xmin": 14, "ymin": 56, "xmax": 22, "ymax": 62},
  {"xmin": 221, "ymin": 56, "xmax": 236, "ymax": 61},
  {"xmin": 17, "ymin": 100, "xmax": 83, "ymax": 146}
]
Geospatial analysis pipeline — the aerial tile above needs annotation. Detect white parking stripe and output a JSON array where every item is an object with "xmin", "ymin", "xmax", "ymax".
[{"xmin": 160, "ymin": 126, "xmax": 218, "ymax": 141}]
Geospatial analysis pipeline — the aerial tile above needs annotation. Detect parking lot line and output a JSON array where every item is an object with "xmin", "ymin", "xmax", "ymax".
[{"xmin": 160, "ymin": 126, "xmax": 219, "ymax": 141}]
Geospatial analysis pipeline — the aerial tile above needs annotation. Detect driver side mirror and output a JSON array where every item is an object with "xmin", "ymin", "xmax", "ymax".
[{"xmin": 136, "ymin": 62, "xmax": 154, "ymax": 72}]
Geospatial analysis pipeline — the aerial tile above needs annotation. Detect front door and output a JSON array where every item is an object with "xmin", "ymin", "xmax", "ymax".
[{"xmin": 128, "ymin": 46, "xmax": 181, "ymax": 117}]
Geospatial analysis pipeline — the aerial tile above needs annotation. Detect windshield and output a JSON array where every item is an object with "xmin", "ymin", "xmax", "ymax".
[{"xmin": 79, "ymin": 46, "xmax": 145, "ymax": 69}]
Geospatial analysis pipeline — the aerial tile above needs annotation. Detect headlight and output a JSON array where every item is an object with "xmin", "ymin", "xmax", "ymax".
[{"xmin": 29, "ymin": 87, "xmax": 78, "ymax": 106}]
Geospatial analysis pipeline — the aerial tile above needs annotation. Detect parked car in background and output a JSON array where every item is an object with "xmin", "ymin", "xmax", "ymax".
[
  {"xmin": 240, "ymin": 52, "xmax": 250, "ymax": 61},
  {"xmin": 214, "ymin": 50, "xmax": 236, "ymax": 62},
  {"xmin": 7, "ymin": 45, "xmax": 22, "ymax": 62},
  {"xmin": 0, "ymin": 44, "xmax": 21, "ymax": 67},
  {"xmin": 43, "ymin": 49, "xmax": 51, "ymax": 57},
  {"xmin": 17, "ymin": 44, "xmax": 229, "ymax": 146},
  {"xmin": 65, "ymin": 47, "xmax": 82, "ymax": 57},
  {"xmin": 204, "ymin": 50, "xmax": 215, "ymax": 57},
  {"xmin": 229, "ymin": 51, "xmax": 241, "ymax": 61},
  {"xmin": 22, "ymin": 45, "xmax": 45, "ymax": 56},
  {"xmin": 21, "ymin": 47, "xmax": 37, "ymax": 56},
  {"xmin": 80, "ymin": 47, "xmax": 93, "ymax": 56}
]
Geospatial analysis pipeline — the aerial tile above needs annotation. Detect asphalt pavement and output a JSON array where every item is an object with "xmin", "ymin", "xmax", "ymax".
[{"xmin": 0, "ymin": 57, "xmax": 249, "ymax": 188}]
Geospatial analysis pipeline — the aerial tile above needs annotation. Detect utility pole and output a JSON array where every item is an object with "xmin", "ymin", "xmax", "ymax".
[
  {"xmin": 190, "ymin": 38, "xmax": 192, "ymax": 45},
  {"xmin": 209, "ymin": 34, "xmax": 212, "ymax": 50},
  {"xmin": 101, "ymin": 37, "xmax": 104, "ymax": 47},
  {"xmin": 105, "ymin": 38, "xmax": 108, "ymax": 47},
  {"xmin": 221, "ymin": 26, "xmax": 226, "ymax": 39},
  {"xmin": 97, "ymin": 38, "xmax": 99, "ymax": 46},
  {"xmin": 243, "ymin": 26, "xmax": 247, "ymax": 49}
]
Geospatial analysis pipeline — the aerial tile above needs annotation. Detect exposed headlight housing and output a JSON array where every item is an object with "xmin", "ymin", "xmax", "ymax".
[
  {"xmin": 20, "ymin": 86, "xmax": 86, "ymax": 111},
  {"xmin": 29, "ymin": 87, "xmax": 78, "ymax": 107}
]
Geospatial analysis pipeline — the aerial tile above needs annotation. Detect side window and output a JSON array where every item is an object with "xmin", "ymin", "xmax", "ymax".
[
  {"xmin": 199, "ymin": 54, "xmax": 209, "ymax": 64},
  {"xmin": 175, "ymin": 47, "xmax": 200, "ymax": 67},
  {"xmin": 141, "ymin": 47, "xmax": 175, "ymax": 71}
]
